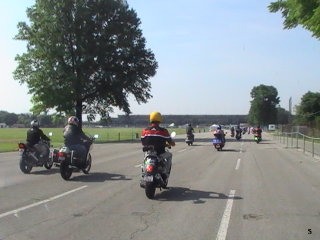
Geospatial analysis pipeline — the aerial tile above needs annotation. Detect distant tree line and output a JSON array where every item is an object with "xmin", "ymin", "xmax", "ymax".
[{"xmin": 0, "ymin": 111, "xmax": 66, "ymax": 127}]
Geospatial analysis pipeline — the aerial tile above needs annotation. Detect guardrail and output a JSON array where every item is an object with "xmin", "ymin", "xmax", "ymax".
[{"xmin": 274, "ymin": 132, "xmax": 320, "ymax": 158}]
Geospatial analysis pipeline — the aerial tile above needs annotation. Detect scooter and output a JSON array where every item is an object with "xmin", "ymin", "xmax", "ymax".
[
  {"xmin": 140, "ymin": 132, "xmax": 176, "ymax": 199},
  {"xmin": 254, "ymin": 134, "xmax": 262, "ymax": 143}
]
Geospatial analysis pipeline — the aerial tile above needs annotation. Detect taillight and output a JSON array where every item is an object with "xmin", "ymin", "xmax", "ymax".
[
  {"xmin": 57, "ymin": 152, "xmax": 65, "ymax": 157},
  {"xmin": 145, "ymin": 165, "xmax": 154, "ymax": 173},
  {"xmin": 18, "ymin": 143, "xmax": 25, "ymax": 148}
]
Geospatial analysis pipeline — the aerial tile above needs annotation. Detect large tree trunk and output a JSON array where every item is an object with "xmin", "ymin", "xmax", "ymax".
[{"xmin": 75, "ymin": 100, "xmax": 83, "ymax": 129}]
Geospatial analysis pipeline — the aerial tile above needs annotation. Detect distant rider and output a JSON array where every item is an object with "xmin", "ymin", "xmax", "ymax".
[
  {"xmin": 63, "ymin": 116, "xmax": 91, "ymax": 162},
  {"xmin": 230, "ymin": 126, "xmax": 235, "ymax": 137},
  {"xmin": 213, "ymin": 125, "xmax": 225, "ymax": 143},
  {"xmin": 141, "ymin": 112, "xmax": 175, "ymax": 179},
  {"xmin": 235, "ymin": 124, "xmax": 242, "ymax": 139},
  {"xmin": 253, "ymin": 125, "xmax": 262, "ymax": 137},
  {"xmin": 186, "ymin": 123, "xmax": 194, "ymax": 141}
]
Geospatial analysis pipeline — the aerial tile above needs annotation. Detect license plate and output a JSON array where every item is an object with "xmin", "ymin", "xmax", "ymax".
[
  {"xmin": 144, "ymin": 175, "xmax": 153, "ymax": 182},
  {"xmin": 19, "ymin": 149, "xmax": 24, "ymax": 155}
]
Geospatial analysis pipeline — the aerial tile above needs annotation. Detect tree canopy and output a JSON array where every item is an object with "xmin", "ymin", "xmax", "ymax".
[
  {"xmin": 248, "ymin": 84, "xmax": 280, "ymax": 125},
  {"xmin": 14, "ymin": 0, "xmax": 158, "ymax": 126},
  {"xmin": 269, "ymin": 0, "xmax": 320, "ymax": 39},
  {"xmin": 295, "ymin": 91, "xmax": 320, "ymax": 123}
]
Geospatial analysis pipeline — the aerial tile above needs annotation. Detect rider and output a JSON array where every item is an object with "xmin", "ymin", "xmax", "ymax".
[
  {"xmin": 213, "ymin": 125, "xmax": 225, "ymax": 143},
  {"xmin": 253, "ymin": 125, "xmax": 262, "ymax": 137},
  {"xmin": 26, "ymin": 120, "xmax": 50, "ymax": 147},
  {"xmin": 141, "ymin": 112, "xmax": 175, "ymax": 177},
  {"xmin": 26, "ymin": 120, "xmax": 50, "ymax": 160},
  {"xmin": 186, "ymin": 123, "xmax": 194, "ymax": 141},
  {"xmin": 63, "ymin": 116, "xmax": 91, "ymax": 162},
  {"xmin": 230, "ymin": 126, "xmax": 235, "ymax": 136}
]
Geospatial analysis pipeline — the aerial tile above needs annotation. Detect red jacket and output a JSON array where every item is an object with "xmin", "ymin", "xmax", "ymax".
[{"xmin": 141, "ymin": 124, "xmax": 172, "ymax": 154}]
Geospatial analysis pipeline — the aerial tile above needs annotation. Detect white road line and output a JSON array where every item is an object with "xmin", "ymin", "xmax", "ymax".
[
  {"xmin": 216, "ymin": 190, "xmax": 236, "ymax": 240},
  {"xmin": 135, "ymin": 164, "xmax": 142, "ymax": 168},
  {"xmin": 178, "ymin": 149, "xmax": 187, "ymax": 153},
  {"xmin": 0, "ymin": 185, "xmax": 88, "ymax": 219},
  {"xmin": 235, "ymin": 159, "xmax": 241, "ymax": 170}
]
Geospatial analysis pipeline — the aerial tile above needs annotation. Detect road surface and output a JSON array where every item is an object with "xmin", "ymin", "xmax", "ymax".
[{"xmin": 0, "ymin": 132, "xmax": 320, "ymax": 240}]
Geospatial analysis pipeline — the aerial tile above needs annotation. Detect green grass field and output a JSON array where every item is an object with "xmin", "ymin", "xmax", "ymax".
[{"xmin": 0, "ymin": 127, "xmax": 188, "ymax": 152}]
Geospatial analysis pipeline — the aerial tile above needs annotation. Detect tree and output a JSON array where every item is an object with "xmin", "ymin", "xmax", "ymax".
[
  {"xmin": 248, "ymin": 84, "xmax": 280, "ymax": 125},
  {"xmin": 269, "ymin": 0, "xmax": 320, "ymax": 39},
  {"xmin": 276, "ymin": 106, "xmax": 290, "ymax": 124},
  {"xmin": 14, "ymin": 0, "xmax": 158, "ymax": 128},
  {"xmin": 295, "ymin": 91, "xmax": 320, "ymax": 123},
  {"xmin": 4, "ymin": 113, "xmax": 18, "ymax": 126}
]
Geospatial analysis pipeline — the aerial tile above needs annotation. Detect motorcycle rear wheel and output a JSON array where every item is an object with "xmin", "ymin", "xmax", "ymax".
[
  {"xmin": 82, "ymin": 153, "xmax": 92, "ymax": 174},
  {"xmin": 19, "ymin": 155, "xmax": 33, "ymax": 174},
  {"xmin": 60, "ymin": 160, "xmax": 73, "ymax": 180},
  {"xmin": 145, "ymin": 182, "xmax": 156, "ymax": 199}
]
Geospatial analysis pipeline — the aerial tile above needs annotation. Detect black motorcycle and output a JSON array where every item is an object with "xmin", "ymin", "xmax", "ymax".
[
  {"xmin": 54, "ymin": 136, "xmax": 96, "ymax": 180},
  {"xmin": 18, "ymin": 139, "xmax": 53, "ymax": 174},
  {"xmin": 185, "ymin": 134, "xmax": 194, "ymax": 146},
  {"xmin": 235, "ymin": 130, "xmax": 242, "ymax": 140}
]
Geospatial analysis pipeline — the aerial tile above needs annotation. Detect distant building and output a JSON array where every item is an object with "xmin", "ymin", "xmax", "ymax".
[{"xmin": 0, "ymin": 123, "xmax": 7, "ymax": 128}]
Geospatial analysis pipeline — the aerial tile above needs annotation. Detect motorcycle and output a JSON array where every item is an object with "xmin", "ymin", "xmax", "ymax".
[
  {"xmin": 54, "ymin": 135, "xmax": 98, "ymax": 180},
  {"xmin": 18, "ymin": 134, "xmax": 53, "ymax": 174},
  {"xmin": 235, "ymin": 130, "xmax": 242, "ymax": 140},
  {"xmin": 185, "ymin": 134, "xmax": 194, "ymax": 146},
  {"xmin": 140, "ymin": 132, "xmax": 176, "ymax": 199},
  {"xmin": 212, "ymin": 131, "xmax": 225, "ymax": 151},
  {"xmin": 254, "ymin": 134, "xmax": 262, "ymax": 143},
  {"xmin": 230, "ymin": 129, "xmax": 235, "ymax": 138}
]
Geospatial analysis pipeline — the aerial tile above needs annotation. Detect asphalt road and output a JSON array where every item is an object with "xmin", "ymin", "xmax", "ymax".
[{"xmin": 0, "ymin": 132, "xmax": 320, "ymax": 240}]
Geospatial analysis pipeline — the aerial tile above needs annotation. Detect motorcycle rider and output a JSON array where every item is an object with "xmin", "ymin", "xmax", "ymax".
[
  {"xmin": 141, "ymin": 112, "xmax": 175, "ymax": 179},
  {"xmin": 213, "ymin": 125, "xmax": 225, "ymax": 143},
  {"xmin": 186, "ymin": 123, "xmax": 194, "ymax": 141},
  {"xmin": 235, "ymin": 124, "xmax": 242, "ymax": 139},
  {"xmin": 230, "ymin": 126, "xmax": 235, "ymax": 137},
  {"xmin": 63, "ymin": 116, "xmax": 91, "ymax": 163},
  {"xmin": 253, "ymin": 125, "xmax": 262, "ymax": 137},
  {"xmin": 26, "ymin": 120, "xmax": 50, "ymax": 161}
]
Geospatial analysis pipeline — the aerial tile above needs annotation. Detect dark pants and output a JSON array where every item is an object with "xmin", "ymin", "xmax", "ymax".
[{"xmin": 68, "ymin": 144, "xmax": 87, "ymax": 161}]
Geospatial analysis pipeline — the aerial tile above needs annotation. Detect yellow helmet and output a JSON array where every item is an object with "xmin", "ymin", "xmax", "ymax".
[{"xmin": 149, "ymin": 112, "xmax": 163, "ymax": 123}]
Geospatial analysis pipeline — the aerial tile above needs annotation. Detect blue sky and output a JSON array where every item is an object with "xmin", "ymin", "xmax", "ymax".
[{"xmin": 1, "ymin": 0, "xmax": 319, "ymax": 116}]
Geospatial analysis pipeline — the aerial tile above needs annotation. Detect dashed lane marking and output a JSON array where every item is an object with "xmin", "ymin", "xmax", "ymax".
[
  {"xmin": 235, "ymin": 159, "xmax": 241, "ymax": 170},
  {"xmin": 0, "ymin": 185, "xmax": 88, "ymax": 219},
  {"xmin": 216, "ymin": 190, "xmax": 236, "ymax": 240}
]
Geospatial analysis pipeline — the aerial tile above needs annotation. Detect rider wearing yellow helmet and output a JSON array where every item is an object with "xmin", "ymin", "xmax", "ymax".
[{"xmin": 141, "ymin": 112, "xmax": 175, "ymax": 179}]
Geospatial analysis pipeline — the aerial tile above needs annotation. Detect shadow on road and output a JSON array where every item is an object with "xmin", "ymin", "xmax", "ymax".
[
  {"xmin": 30, "ymin": 168, "xmax": 60, "ymax": 175},
  {"xmin": 155, "ymin": 187, "xmax": 242, "ymax": 203},
  {"xmin": 70, "ymin": 172, "xmax": 132, "ymax": 182}
]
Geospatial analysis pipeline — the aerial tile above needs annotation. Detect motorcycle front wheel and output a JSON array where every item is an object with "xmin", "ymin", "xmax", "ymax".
[
  {"xmin": 44, "ymin": 156, "xmax": 53, "ymax": 169},
  {"xmin": 19, "ymin": 155, "xmax": 33, "ymax": 174},
  {"xmin": 145, "ymin": 182, "xmax": 156, "ymax": 199},
  {"xmin": 60, "ymin": 160, "xmax": 72, "ymax": 180}
]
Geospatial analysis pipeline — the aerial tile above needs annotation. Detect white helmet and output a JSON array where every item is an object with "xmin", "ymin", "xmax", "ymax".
[
  {"xmin": 68, "ymin": 116, "xmax": 79, "ymax": 126},
  {"xmin": 31, "ymin": 120, "xmax": 39, "ymax": 128}
]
